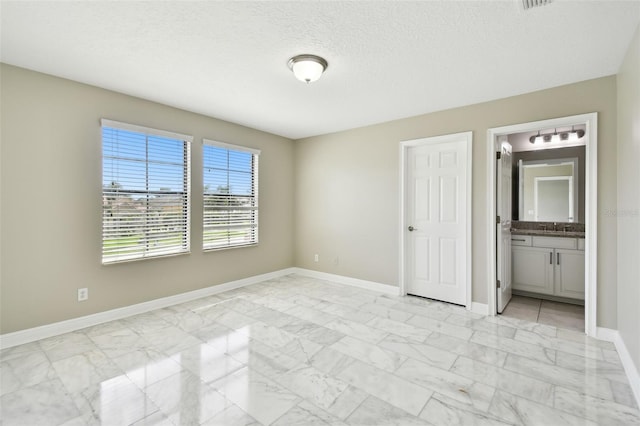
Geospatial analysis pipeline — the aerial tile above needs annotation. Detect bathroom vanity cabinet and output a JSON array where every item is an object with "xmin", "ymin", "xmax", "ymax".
[{"xmin": 511, "ymin": 235, "xmax": 585, "ymax": 300}]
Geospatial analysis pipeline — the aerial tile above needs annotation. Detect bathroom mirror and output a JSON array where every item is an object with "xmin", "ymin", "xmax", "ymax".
[{"xmin": 518, "ymin": 158, "xmax": 579, "ymax": 222}]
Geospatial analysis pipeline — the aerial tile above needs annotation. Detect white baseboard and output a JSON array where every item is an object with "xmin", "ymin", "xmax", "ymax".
[
  {"xmin": 470, "ymin": 302, "xmax": 489, "ymax": 315},
  {"xmin": 0, "ymin": 268, "xmax": 297, "ymax": 349},
  {"xmin": 597, "ymin": 327, "xmax": 640, "ymax": 409},
  {"xmin": 292, "ymin": 268, "xmax": 400, "ymax": 296},
  {"xmin": 294, "ymin": 269, "xmax": 488, "ymax": 314},
  {"xmin": 595, "ymin": 326, "xmax": 618, "ymax": 342}
]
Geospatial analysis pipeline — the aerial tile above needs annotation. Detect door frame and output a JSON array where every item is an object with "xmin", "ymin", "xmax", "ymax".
[
  {"xmin": 486, "ymin": 113, "xmax": 598, "ymax": 336},
  {"xmin": 399, "ymin": 131, "xmax": 473, "ymax": 310}
]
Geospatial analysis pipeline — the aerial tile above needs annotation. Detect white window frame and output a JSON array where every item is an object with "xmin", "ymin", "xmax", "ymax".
[
  {"xmin": 101, "ymin": 119, "xmax": 192, "ymax": 264},
  {"xmin": 202, "ymin": 139, "xmax": 260, "ymax": 251}
]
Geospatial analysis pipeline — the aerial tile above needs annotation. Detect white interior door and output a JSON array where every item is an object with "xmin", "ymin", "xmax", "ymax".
[
  {"xmin": 497, "ymin": 140, "xmax": 512, "ymax": 313},
  {"xmin": 405, "ymin": 134, "xmax": 470, "ymax": 306}
]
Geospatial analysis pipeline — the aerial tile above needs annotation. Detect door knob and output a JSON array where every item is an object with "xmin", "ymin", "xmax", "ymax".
[{"xmin": 408, "ymin": 226, "xmax": 417, "ymax": 232}]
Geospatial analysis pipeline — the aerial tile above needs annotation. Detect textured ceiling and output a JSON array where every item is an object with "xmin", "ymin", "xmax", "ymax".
[{"xmin": 1, "ymin": 1, "xmax": 639, "ymax": 139}]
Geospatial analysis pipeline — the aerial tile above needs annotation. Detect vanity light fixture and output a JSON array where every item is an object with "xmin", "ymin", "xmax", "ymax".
[
  {"xmin": 522, "ymin": 0, "xmax": 552, "ymax": 10},
  {"xmin": 529, "ymin": 127, "xmax": 585, "ymax": 144},
  {"xmin": 288, "ymin": 54, "xmax": 328, "ymax": 83}
]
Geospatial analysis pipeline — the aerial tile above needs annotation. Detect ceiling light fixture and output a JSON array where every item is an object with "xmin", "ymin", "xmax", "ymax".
[{"xmin": 288, "ymin": 54, "xmax": 328, "ymax": 83}]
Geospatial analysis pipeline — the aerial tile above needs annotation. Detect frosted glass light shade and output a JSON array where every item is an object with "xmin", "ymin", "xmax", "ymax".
[
  {"xmin": 568, "ymin": 129, "xmax": 585, "ymax": 141},
  {"xmin": 288, "ymin": 55, "xmax": 328, "ymax": 83},
  {"xmin": 529, "ymin": 132, "xmax": 543, "ymax": 144}
]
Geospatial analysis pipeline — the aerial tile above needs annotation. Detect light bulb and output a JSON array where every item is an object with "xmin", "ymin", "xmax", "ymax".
[{"xmin": 292, "ymin": 60, "xmax": 324, "ymax": 83}]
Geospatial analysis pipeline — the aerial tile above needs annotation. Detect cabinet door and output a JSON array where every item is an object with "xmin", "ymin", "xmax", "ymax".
[
  {"xmin": 512, "ymin": 246, "xmax": 554, "ymax": 295},
  {"xmin": 555, "ymin": 249, "xmax": 585, "ymax": 300}
]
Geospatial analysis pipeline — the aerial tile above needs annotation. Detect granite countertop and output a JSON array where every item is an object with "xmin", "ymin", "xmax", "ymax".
[{"xmin": 510, "ymin": 229, "xmax": 585, "ymax": 238}]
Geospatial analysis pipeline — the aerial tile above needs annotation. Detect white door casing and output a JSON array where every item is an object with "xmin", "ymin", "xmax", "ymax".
[
  {"xmin": 497, "ymin": 140, "xmax": 513, "ymax": 313},
  {"xmin": 400, "ymin": 132, "xmax": 472, "ymax": 307}
]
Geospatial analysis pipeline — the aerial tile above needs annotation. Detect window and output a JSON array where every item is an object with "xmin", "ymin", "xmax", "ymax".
[
  {"xmin": 203, "ymin": 139, "xmax": 259, "ymax": 250},
  {"xmin": 101, "ymin": 119, "xmax": 191, "ymax": 264}
]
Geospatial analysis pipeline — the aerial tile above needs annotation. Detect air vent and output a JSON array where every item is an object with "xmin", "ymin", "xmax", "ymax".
[{"xmin": 522, "ymin": 0, "xmax": 552, "ymax": 10}]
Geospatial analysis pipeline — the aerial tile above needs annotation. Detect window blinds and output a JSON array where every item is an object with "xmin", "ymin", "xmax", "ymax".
[
  {"xmin": 101, "ymin": 119, "xmax": 191, "ymax": 263},
  {"xmin": 203, "ymin": 139, "xmax": 259, "ymax": 250}
]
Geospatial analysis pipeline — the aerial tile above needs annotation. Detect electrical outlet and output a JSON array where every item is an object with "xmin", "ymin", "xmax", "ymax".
[
  {"xmin": 333, "ymin": 256, "xmax": 339, "ymax": 265},
  {"xmin": 78, "ymin": 288, "xmax": 88, "ymax": 302},
  {"xmin": 314, "ymin": 254, "xmax": 319, "ymax": 262}
]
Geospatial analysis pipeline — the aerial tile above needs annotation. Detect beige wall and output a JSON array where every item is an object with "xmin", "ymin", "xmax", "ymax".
[
  {"xmin": 0, "ymin": 64, "xmax": 295, "ymax": 334},
  {"xmin": 0, "ymin": 63, "xmax": 624, "ymax": 335},
  {"xmin": 294, "ymin": 76, "xmax": 618, "ymax": 328},
  {"xmin": 616, "ymin": 24, "xmax": 640, "ymax": 381}
]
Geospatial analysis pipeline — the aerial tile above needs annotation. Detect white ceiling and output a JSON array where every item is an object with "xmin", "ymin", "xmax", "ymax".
[{"xmin": 1, "ymin": 1, "xmax": 639, "ymax": 140}]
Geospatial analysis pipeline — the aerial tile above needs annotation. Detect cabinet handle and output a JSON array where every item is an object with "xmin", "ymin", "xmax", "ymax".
[
  {"xmin": 557, "ymin": 253, "xmax": 560, "ymax": 265},
  {"xmin": 550, "ymin": 252, "xmax": 553, "ymax": 264},
  {"xmin": 512, "ymin": 238, "xmax": 526, "ymax": 242}
]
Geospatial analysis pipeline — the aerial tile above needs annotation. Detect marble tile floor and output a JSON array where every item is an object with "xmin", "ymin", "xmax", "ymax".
[
  {"xmin": 1, "ymin": 274, "xmax": 638, "ymax": 425},
  {"xmin": 502, "ymin": 295, "xmax": 585, "ymax": 332}
]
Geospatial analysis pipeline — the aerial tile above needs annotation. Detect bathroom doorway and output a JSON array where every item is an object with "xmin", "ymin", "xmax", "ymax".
[{"xmin": 487, "ymin": 113, "xmax": 598, "ymax": 336}]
